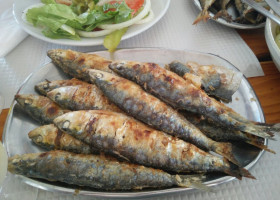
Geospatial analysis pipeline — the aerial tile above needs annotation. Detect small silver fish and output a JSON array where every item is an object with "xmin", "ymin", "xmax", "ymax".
[
  {"xmin": 8, "ymin": 150, "xmax": 207, "ymax": 190},
  {"xmin": 54, "ymin": 110, "xmax": 253, "ymax": 179}
]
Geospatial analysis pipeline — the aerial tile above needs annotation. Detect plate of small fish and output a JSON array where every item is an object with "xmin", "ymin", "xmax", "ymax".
[
  {"xmin": 3, "ymin": 48, "xmax": 279, "ymax": 198},
  {"xmin": 193, "ymin": 0, "xmax": 266, "ymax": 29}
]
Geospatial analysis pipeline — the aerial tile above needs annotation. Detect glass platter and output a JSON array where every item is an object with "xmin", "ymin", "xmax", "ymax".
[
  {"xmin": 192, "ymin": 0, "xmax": 265, "ymax": 29},
  {"xmin": 13, "ymin": 0, "xmax": 170, "ymax": 46},
  {"xmin": 2, "ymin": 48, "xmax": 266, "ymax": 198}
]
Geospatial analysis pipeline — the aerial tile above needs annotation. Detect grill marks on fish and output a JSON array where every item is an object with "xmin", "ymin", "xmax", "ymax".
[
  {"xmin": 109, "ymin": 61, "xmax": 279, "ymax": 140},
  {"xmin": 15, "ymin": 94, "xmax": 69, "ymax": 124},
  {"xmin": 54, "ymin": 110, "xmax": 251, "ymax": 179},
  {"xmin": 28, "ymin": 124, "xmax": 98, "ymax": 154},
  {"xmin": 87, "ymin": 70, "xmax": 244, "ymax": 166},
  {"xmin": 47, "ymin": 49, "xmax": 113, "ymax": 81},
  {"xmin": 8, "ymin": 150, "xmax": 208, "ymax": 190},
  {"xmin": 167, "ymin": 61, "xmax": 242, "ymax": 102}
]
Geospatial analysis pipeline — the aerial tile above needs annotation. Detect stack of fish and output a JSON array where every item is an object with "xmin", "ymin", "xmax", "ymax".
[
  {"xmin": 8, "ymin": 49, "xmax": 279, "ymax": 191},
  {"xmin": 194, "ymin": 0, "xmax": 267, "ymax": 25}
]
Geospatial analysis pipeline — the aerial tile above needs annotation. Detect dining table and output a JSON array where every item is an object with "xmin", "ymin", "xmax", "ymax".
[{"xmin": 1, "ymin": 0, "xmax": 280, "ymax": 199}]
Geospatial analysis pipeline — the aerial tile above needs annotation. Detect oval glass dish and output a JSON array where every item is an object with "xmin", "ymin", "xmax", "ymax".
[{"xmin": 2, "ymin": 48, "xmax": 266, "ymax": 198}]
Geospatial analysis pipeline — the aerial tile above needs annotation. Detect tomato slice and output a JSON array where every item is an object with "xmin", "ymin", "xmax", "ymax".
[
  {"xmin": 125, "ymin": 0, "xmax": 144, "ymax": 15},
  {"xmin": 108, "ymin": 0, "xmax": 145, "ymax": 16}
]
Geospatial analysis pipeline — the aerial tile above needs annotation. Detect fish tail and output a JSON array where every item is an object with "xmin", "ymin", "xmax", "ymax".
[
  {"xmin": 213, "ymin": 142, "xmax": 240, "ymax": 166},
  {"xmin": 174, "ymin": 174, "xmax": 211, "ymax": 192},
  {"xmin": 224, "ymin": 161, "xmax": 255, "ymax": 180},
  {"xmin": 193, "ymin": 11, "xmax": 211, "ymax": 25},
  {"xmin": 246, "ymin": 140, "xmax": 276, "ymax": 154}
]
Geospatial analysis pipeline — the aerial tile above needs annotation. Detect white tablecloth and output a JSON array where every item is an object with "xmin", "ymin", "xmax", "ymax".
[{"xmin": 1, "ymin": 0, "xmax": 278, "ymax": 200}]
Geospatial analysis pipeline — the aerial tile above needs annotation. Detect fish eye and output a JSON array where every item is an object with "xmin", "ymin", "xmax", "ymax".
[
  {"xmin": 34, "ymin": 135, "xmax": 43, "ymax": 143},
  {"xmin": 55, "ymin": 93, "xmax": 61, "ymax": 100},
  {"xmin": 116, "ymin": 64, "xmax": 123, "ymax": 70},
  {"xmin": 43, "ymin": 83, "xmax": 49, "ymax": 90},
  {"xmin": 24, "ymin": 99, "xmax": 33, "ymax": 105},
  {"xmin": 62, "ymin": 120, "xmax": 70, "ymax": 130},
  {"xmin": 94, "ymin": 73, "xmax": 103, "ymax": 79}
]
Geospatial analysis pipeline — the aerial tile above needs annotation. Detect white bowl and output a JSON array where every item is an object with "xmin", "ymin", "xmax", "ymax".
[{"xmin": 265, "ymin": 17, "xmax": 280, "ymax": 71}]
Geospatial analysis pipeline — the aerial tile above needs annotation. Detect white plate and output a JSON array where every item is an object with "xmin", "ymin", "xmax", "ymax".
[
  {"xmin": 13, "ymin": 0, "xmax": 170, "ymax": 46},
  {"xmin": 192, "ymin": 0, "xmax": 265, "ymax": 29},
  {"xmin": 3, "ymin": 48, "xmax": 265, "ymax": 198}
]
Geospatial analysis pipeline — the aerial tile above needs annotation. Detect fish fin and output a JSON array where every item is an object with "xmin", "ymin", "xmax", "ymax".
[
  {"xmin": 193, "ymin": 11, "xmax": 211, "ymax": 25},
  {"xmin": 239, "ymin": 167, "xmax": 256, "ymax": 180},
  {"xmin": 246, "ymin": 141, "xmax": 276, "ymax": 154},
  {"xmin": 224, "ymin": 161, "xmax": 255, "ymax": 180},
  {"xmin": 213, "ymin": 142, "xmax": 241, "ymax": 166},
  {"xmin": 175, "ymin": 174, "xmax": 212, "ymax": 192}
]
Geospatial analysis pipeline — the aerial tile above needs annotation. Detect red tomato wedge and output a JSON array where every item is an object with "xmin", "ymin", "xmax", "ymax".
[{"xmin": 109, "ymin": 0, "xmax": 145, "ymax": 16}]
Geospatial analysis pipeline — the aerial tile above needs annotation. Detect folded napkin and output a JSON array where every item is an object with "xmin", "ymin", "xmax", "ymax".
[{"xmin": 0, "ymin": 0, "xmax": 28, "ymax": 58}]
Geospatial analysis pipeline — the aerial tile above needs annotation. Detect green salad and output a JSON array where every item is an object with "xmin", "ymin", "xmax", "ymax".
[{"xmin": 25, "ymin": 0, "xmax": 152, "ymax": 51}]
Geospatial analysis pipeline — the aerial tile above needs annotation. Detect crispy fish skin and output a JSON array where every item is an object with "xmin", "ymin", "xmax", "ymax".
[
  {"xmin": 87, "ymin": 70, "xmax": 244, "ymax": 166},
  {"xmin": 15, "ymin": 94, "xmax": 69, "ymax": 124},
  {"xmin": 8, "ymin": 150, "xmax": 205, "ymax": 190},
  {"xmin": 47, "ymin": 49, "xmax": 113, "ymax": 81},
  {"xmin": 47, "ymin": 84, "xmax": 122, "ymax": 112},
  {"xmin": 35, "ymin": 78, "xmax": 86, "ymax": 95},
  {"xmin": 28, "ymin": 124, "xmax": 98, "ymax": 154},
  {"xmin": 109, "ymin": 61, "xmax": 276, "ymax": 139},
  {"xmin": 168, "ymin": 61, "xmax": 242, "ymax": 102},
  {"xmin": 54, "ymin": 110, "xmax": 249, "ymax": 178}
]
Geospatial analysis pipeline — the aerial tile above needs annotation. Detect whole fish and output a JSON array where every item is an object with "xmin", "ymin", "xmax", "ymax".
[
  {"xmin": 54, "ymin": 110, "xmax": 253, "ymax": 179},
  {"xmin": 109, "ymin": 60, "xmax": 279, "ymax": 139},
  {"xmin": 181, "ymin": 112, "xmax": 275, "ymax": 154},
  {"xmin": 47, "ymin": 49, "xmax": 112, "ymax": 81},
  {"xmin": 15, "ymin": 94, "xmax": 69, "ymax": 124},
  {"xmin": 35, "ymin": 78, "xmax": 86, "ymax": 95},
  {"xmin": 167, "ymin": 61, "xmax": 242, "ymax": 102},
  {"xmin": 8, "ymin": 150, "xmax": 208, "ymax": 190},
  {"xmin": 193, "ymin": 0, "xmax": 217, "ymax": 24},
  {"xmin": 47, "ymin": 85, "xmax": 122, "ymax": 112},
  {"xmin": 28, "ymin": 124, "xmax": 98, "ymax": 154},
  {"xmin": 88, "ymin": 69, "xmax": 243, "ymax": 166}
]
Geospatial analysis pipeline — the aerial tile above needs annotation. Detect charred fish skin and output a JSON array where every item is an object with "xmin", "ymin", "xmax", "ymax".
[
  {"xmin": 35, "ymin": 78, "xmax": 86, "ymax": 95},
  {"xmin": 54, "ymin": 110, "xmax": 248, "ymax": 178},
  {"xmin": 15, "ymin": 94, "xmax": 69, "ymax": 124},
  {"xmin": 47, "ymin": 85, "xmax": 122, "ymax": 112},
  {"xmin": 47, "ymin": 49, "xmax": 112, "ymax": 81},
  {"xmin": 28, "ymin": 124, "xmax": 98, "ymax": 154},
  {"xmin": 109, "ymin": 61, "xmax": 274, "ymax": 139},
  {"xmin": 8, "ymin": 151, "xmax": 203, "ymax": 190},
  {"xmin": 88, "ymin": 70, "xmax": 243, "ymax": 166}
]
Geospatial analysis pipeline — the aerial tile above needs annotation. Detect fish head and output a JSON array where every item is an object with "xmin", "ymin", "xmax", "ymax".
[
  {"xmin": 87, "ymin": 69, "xmax": 118, "ymax": 84},
  {"xmin": 14, "ymin": 94, "xmax": 38, "ymax": 108},
  {"xmin": 47, "ymin": 86, "xmax": 78, "ymax": 103},
  {"xmin": 28, "ymin": 125, "xmax": 53, "ymax": 143},
  {"xmin": 54, "ymin": 111, "xmax": 92, "ymax": 136},
  {"xmin": 34, "ymin": 80, "xmax": 52, "ymax": 95}
]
